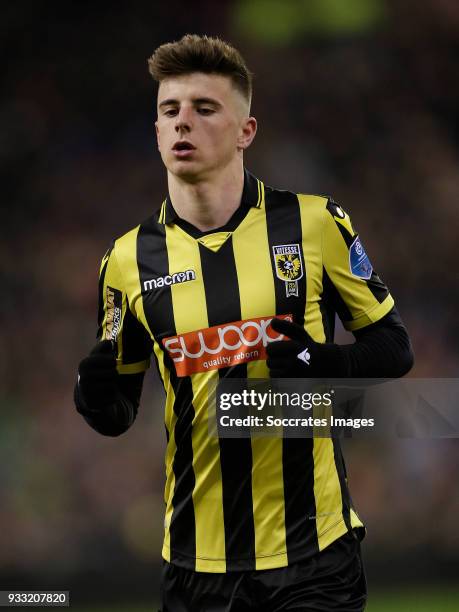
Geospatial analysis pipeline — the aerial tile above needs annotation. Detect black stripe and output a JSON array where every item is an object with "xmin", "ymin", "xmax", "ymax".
[
  {"xmin": 326, "ymin": 200, "xmax": 354, "ymax": 248},
  {"xmin": 332, "ymin": 439, "xmax": 353, "ymax": 532},
  {"xmin": 322, "ymin": 267, "xmax": 353, "ymax": 326},
  {"xmin": 121, "ymin": 302, "xmax": 153, "ymax": 364},
  {"xmin": 137, "ymin": 216, "xmax": 196, "ymax": 566},
  {"xmin": 323, "ymin": 203, "xmax": 357, "ymax": 536},
  {"xmin": 333, "ymin": 221, "xmax": 390, "ymax": 306},
  {"xmin": 333, "ymin": 221, "xmax": 390, "ymax": 305},
  {"xmin": 326, "ymin": 202, "xmax": 390, "ymax": 307},
  {"xmin": 365, "ymin": 271, "xmax": 390, "ymax": 304},
  {"xmin": 334, "ymin": 219, "xmax": 354, "ymax": 248},
  {"xmin": 319, "ymin": 288, "xmax": 335, "ymax": 343},
  {"xmin": 264, "ymin": 188, "xmax": 319, "ymax": 562},
  {"xmin": 264, "ymin": 188, "xmax": 307, "ymax": 325},
  {"xmin": 199, "ymin": 239, "xmax": 256, "ymax": 571}
]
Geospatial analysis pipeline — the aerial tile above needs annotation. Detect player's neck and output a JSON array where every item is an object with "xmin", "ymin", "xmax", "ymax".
[{"xmin": 167, "ymin": 161, "xmax": 245, "ymax": 232}]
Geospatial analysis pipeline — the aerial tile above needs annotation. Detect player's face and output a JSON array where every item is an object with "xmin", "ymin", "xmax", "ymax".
[{"xmin": 155, "ymin": 72, "xmax": 256, "ymax": 181}]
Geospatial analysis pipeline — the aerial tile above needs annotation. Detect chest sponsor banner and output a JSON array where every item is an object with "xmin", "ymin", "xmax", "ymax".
[{"xmin": 163, "ymin": 314, "xmax": 292, "ymax": 377}]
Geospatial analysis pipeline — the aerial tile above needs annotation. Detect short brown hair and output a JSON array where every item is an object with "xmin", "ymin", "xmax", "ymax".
[{"xmin": 148, "ymin": 34, "xmax": 252, "ymax": 105}]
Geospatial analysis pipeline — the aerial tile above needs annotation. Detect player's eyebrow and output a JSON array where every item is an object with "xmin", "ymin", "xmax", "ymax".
[
  {"xmin": 158, "ymin": 97, "xmax": 222, "ymax": 109},
  {"xmin": 192, "ymin": 97, "xmax": 222, "ymax": 108},
  {"xmin": 158, "ymin": 98, "xmax": 179, "ymax": 109}
]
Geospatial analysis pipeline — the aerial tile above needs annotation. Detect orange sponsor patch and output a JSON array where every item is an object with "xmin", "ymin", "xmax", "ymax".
[{"xmin": 163, "ymin": 314, "xmax": 292, "ymax": 377}]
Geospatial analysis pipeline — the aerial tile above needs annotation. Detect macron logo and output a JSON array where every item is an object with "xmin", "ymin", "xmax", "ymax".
[
  {"xmin": 143, "ymin": 269, "xmax": 196, "ymax": 291},
  {"xmin": 297, "ymin": 348, "xmax": 311, "ymax": 365}
]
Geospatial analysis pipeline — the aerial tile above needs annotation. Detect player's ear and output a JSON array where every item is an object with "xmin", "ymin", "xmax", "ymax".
[
  {"xmin": 237, "ymin": 116, "xmax": 257, "ymax": 151},
  {"xmin": 155, "ymin": 121, "xmax": 161, "ymax": 151}
]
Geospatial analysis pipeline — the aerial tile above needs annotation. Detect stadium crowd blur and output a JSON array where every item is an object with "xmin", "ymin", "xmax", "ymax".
[{"xmin": 1, "ymin": 0, "xmax": 459, "ymax": 604}]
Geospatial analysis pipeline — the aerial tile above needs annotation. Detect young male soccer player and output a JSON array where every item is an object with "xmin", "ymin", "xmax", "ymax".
[{"xmin": 75, "ymin": 35, "xmax": 413, "ymax": 611}]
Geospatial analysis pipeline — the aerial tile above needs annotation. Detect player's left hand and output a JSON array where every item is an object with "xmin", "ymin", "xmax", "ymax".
[{"xmin": 266, "ymin": 317, "xmax": 347, "ymax": 378}]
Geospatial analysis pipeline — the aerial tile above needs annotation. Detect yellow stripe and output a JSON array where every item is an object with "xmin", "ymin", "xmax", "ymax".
[
  {"xmin": 316, "ymin": 517, "xmax": 349, "ymax": 552},
  {"xmin": 345, "ymin": 294, "xmax": 394, "ymax": 331},
  {"xmin": 113, "ymin": 226, "xmax": 175, "ymax": 554},
  {"xmin": 312, "ymin": 438, "xmax": 345, "ymax": 550},
  {"xmin": 114, "ymin": 227, "xmax": 154, "ymax": 373},
  {"xmin": 256, "ymin": 179, "xmax": 265, "ymax": 208},
  {"xmin": 233, "ymin": 204, "xmax": 288, "ymax": 569},
  {"xmin": 165, "ymin": 224, "xmax": 226, "ymax": 572},
  {"xmin": 334, "ymin": 212, "xmax": 354, "ymax": 237},
  {"xmin": 298, "ymin": 195, "xmax": 346, "ymax": 550},
  {"xmin": 298, "ymin": 194, "xmax": 327, "ymax": 342},
  {"xmin": 100, "ymin": 250, "xmax": 111, "ymax": 275},
  {"xmin": 160, "ymin": 335, "xmax": 174, "ymax": 556},
  {"xmin": 162, "ymin": 384, "xmax": 177, "ymax": 561},
  {"xmin": 153, "ymin": 339, "xmax": 171, "ymax": 393},
  {"xmin": 188, "ymin": 371, "xmax": 225, "ymax": 572},
  {"xmin": 350, "ymin": 508, "xmax": 365, "ymax": 530}
]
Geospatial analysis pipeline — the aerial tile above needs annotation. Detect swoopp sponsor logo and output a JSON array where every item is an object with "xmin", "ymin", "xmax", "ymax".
[{"xmin": 163, "ymin": 314, "xmax": 292, "ymax": 377}]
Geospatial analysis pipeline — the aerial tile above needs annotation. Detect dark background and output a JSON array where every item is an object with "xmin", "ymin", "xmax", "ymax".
[{"xmin": 1, "ymin": 0, "xmax": 459, "ymax": 608}]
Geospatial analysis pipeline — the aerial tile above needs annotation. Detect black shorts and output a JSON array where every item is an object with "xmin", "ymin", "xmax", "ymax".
[{"xmin": 159, "ymin": 530, "xmax": 367, "ymax": 612}]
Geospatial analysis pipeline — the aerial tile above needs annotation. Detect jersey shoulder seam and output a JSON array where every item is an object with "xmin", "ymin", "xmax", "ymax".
[{"xmin": 297, "ymin": 192, "xmax": 331, "ymax": 203}]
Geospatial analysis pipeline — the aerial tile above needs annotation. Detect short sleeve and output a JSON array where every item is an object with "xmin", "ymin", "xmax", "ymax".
[
  {"xmin": 322, "ymin": 200, "xmax": 394, "ymax": 331},
  {"xmin": 97, "ymin": 244, "xmax": 152, "ymax": 374}
]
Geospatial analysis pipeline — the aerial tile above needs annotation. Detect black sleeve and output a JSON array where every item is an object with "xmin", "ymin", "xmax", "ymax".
[
  {"xmin": 74, "ymin": 372, "xmax": 145, "ymax": 437},
  {"xmin": 341, "ymin": 307, "xmax": 414, "ymax": 377}
]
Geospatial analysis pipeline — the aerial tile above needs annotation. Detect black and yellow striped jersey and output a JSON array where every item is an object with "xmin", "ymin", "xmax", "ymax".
[{"xmin": 97, "ymin": 169, "xmax": 394, "ymax": 572}]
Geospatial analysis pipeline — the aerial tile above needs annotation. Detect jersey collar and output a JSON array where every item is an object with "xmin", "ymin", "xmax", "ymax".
[{"xmin": 158, "ymin": 168, "xmax": 263, "ymax": 225}]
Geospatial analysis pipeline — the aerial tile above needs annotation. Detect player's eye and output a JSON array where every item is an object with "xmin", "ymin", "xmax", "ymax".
[
  {"xmin": 163, "ymin": 108, "xmax": 178, "ymax": 117},
  {"xmin": 197, "ymin": 107, "xmax": 214, "ymax": 115}
]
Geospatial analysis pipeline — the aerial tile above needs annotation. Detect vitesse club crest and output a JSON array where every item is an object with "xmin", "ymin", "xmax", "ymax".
[{"xmin": 272, "ymin": 244, "xmax": 304, "ymax": 297}]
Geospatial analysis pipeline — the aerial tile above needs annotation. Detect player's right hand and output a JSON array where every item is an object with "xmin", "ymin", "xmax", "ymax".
[{"xmin": 77, "ymin": 340, "xmax": 118, "ymax": 409}]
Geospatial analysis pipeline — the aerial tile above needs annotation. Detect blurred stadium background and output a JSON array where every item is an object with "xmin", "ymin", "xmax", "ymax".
[{"xmin": 1, "ymin": 0, "xmax": 459, "ymax": 609}]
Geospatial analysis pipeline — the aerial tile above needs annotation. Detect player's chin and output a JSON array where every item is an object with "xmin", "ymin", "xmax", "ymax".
[
  {"xmin": 172, "ymin": 166, "xmax": 200, "ymax": 181},
  {"xmin": 168, "ymin": 160, "xmax": 208, "ymax": 182}
]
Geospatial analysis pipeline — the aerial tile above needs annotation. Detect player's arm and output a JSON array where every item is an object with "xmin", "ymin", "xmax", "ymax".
[
  {"xmin": 267, "ymin": 306, "xmax": 413, "ymax": 378},
  {"xmin": 267, "ymin": 200, "xmax": 414, "ymax": 378},
  {"xmin": 347, "ymin": 306, "xmax": 413, "ymax": 376},
  {"xmin": 74, "ymin": 243, "xmax": 152, "ymax": 436},
  {"xmin": 74, "ymin": 341, "xmax": 145, "ymax": 436}
]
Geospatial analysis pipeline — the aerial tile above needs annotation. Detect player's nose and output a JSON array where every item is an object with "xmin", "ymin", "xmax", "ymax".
[{"xmin": 175, "ymin": 107, "xmax": 193, "ymax": 132}]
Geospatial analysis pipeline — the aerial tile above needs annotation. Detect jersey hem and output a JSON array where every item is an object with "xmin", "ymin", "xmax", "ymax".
[{"xmin": 161, "ymin": 517, "xmax": 363, "ymax": 573}]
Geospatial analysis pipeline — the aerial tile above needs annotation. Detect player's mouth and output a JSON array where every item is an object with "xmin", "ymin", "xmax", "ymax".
[{"xmin": 172, "ymin": 141, "xmax": 196, "ymax": 158}]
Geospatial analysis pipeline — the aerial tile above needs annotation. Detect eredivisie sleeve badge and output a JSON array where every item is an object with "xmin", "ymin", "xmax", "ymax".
[
  {"xmin": 272, "ymin": 244, "xmax": 304, "ymax": 297},
  {"xmin": 349, "ymin": 235, "xmax": 373, "ymax": 280}
]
